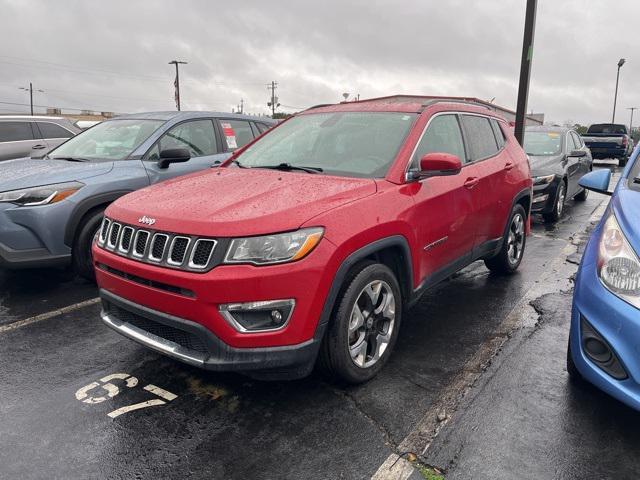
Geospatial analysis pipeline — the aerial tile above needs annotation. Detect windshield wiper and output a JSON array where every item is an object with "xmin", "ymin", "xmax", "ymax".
[
  {"xmin": 257, "ymin": 163, "xmax": 323, "ymax": 174},
  {"xmin": 228, "ymin": 159, "xmax": 246, "ymax": 168},
  {"xmin": 50, "ymin": 156, "xmax": 90, "ymax": 162}
]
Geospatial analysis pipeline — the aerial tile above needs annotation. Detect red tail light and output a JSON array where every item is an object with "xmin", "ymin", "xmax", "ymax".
[{"xmin": 622, "ymin": 136, "xmax": 628, "ymax": 146}]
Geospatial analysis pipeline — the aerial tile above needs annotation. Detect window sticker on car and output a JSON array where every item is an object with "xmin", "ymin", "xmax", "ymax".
[
  {"xmin": 221, "ymin": 122, "xmax": 238, "ymax": 149},
  {"xmin": 547, "ymin": 133, "xmax": 560, "ymax": 138}
]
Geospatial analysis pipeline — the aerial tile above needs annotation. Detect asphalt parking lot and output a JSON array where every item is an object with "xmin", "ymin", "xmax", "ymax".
[{"xmin": 0, "ymin": 162, "xmax": 634, "ymax": 480}]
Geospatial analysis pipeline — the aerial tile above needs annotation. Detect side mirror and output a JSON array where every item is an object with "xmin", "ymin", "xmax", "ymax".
[
  {"xmin": 412, "ymin": 152, "xmax": 462, "ymax": 179},
  {"xmin": 157, "ymin": 148, "xmax": 191, "ymax": 169},
  {"xmin": 579, "ymin": 169, "xmax": 612, "ymax": 196},
  {"xmin": 569, "ymin": 149, "xmax": 587, "ymax": 158}
]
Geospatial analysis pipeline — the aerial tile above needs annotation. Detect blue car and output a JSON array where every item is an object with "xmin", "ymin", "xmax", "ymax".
[
  {"xmin": 568, "ymin": 145, "xmax": 640, "ymax": 410},
  {"xmin": 0, "ymin": 111, "xmax": 275, "ymax": 279}
]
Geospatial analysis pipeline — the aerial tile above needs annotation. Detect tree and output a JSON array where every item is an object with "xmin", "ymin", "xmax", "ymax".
[{"xmin": 272, "ymin": 112, "xmax": 292, "ymax": 120}]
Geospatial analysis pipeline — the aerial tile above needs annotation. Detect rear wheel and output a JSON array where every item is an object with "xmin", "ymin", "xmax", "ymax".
[
  {"xmin": 543, "ymin": 181, "xmax": 566, "ymax": 223},
  {"xmin": 619, "ymin": 156, "xmax": 628, "ymax": 168},
  {"xmin": 318, "ymin": 262, "xmax": 402, "ymax": 384},
  {"xmin": 485, "ymin": 204, "xmax": 527, "ymax": 274},
  {"xmin": 72, "ymin": 209, "xmax": 104, "ymax": 281}
]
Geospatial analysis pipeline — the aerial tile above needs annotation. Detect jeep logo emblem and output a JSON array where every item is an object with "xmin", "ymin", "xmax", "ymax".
[{"xmin": 138, "ymin": 215, "xmax": 156, "ymax": 226}]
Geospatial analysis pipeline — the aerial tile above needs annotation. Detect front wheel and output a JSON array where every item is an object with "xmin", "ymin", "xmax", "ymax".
[
  {"xmin": 542, "ymin": 181, "xmax": 566, "ymax": 223},
  {"xmin": 72, "ymin": 209, "xmax": 104, "ymax": 281},
  {"xmin": 318, "ymin": 262, "xmax": 402, "ymax": 384},
  {"xmin": 485, "ymin": 204, "xmax": 527, "ymax": 274}
]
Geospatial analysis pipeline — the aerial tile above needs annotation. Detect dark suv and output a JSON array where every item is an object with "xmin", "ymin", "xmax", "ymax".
[{"xmin": 94, "ymin": 96, "xmax": 533, "ymax": 383}]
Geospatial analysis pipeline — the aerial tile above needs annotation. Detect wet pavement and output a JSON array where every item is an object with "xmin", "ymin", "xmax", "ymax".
[{"xmin": 0, "ymin": 162, "xmax": 631, "ymax": 479}]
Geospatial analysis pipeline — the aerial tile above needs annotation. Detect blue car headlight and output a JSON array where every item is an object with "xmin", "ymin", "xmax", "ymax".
[
  {"xmin": 0, "ymin": 181, "xmax": 84, "ymax": 206},
  {"xmin": 598, "ymin": 213, "xmax": 640, "ymax": 307}
]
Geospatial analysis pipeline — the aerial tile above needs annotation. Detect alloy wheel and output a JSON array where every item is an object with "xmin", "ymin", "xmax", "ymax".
[
  {"xmin": 348, "ymin": 280, "xmax": 396, "ymax": 369},
  {"xmin": 507, "ymin": 213, "xmax": 525, "ymax": 265},
  {"xmin": 556, "ymin": 183, "xmax": 566, "ymax": 217}
]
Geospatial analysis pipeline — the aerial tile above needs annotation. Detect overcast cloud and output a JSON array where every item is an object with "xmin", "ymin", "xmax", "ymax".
[{"xmin": 0, "ymin": 0, "xmax": 637, "ymax": 125}]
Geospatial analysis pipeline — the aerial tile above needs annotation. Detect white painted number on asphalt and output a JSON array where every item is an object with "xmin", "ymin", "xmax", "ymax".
[{"xmin": 75, "ymin": 373, "xmax": 177, "ymax": 418}]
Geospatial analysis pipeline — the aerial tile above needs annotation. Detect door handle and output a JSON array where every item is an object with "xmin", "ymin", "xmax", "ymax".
[
  {"xmin": 464, "ymin": 177, "xmax": 480, "ymax": 189},
  {"xmin": 32, "ymin": 144, "xmax": 47, "ymax": 150},
  {"xmin": 504, "ymin": 162, "xmax": 514, "ymax": 170}
]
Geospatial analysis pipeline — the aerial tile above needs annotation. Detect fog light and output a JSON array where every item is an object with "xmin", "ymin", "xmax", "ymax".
[
  {"xmin": 533, "ymin": 194, "xmax": 549, "ymax": 204},
  {"xmin": 219, "ymin": 299, "xmax": 295, "ymax": 333},
  {"xmin": 580, "ymin": 316, "xmax": 627, "ymax": 380}
]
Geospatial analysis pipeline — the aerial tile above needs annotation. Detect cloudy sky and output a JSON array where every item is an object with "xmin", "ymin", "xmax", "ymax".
[{"xmin": 0, "ymin": 0, "xmax": 636, "ymax": 125}]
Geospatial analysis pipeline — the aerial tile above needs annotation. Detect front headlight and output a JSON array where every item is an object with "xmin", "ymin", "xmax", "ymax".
[
  {"xmin": 533, "ymin": 174, "xmax": 555, "ymax": 186},
  {"xmin": 224, "ymin": 227, "xmax": 324, "ymax": 265},
  {"xmin": 0, "ymin": 182, "xmax": 84, "ymax": 206},
  {"xmin": 598, "ymin": 214, "xmax": 640, "ymax": 308}
]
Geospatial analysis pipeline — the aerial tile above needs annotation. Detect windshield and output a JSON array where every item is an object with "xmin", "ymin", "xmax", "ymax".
[
  {"xmin": 49, "ymin": 119, "xmax": 164, "ymax": 161},
  {"xmin": 235, "ymin": 112, "xmax": 417, "ymax": 178},
  {"xmin": 587, "ymin": 124, "xmax": 627, "ymax": 134},
  {"xmin": 523, "ymin": 131, "xmax": 563, "ymax": 156}
]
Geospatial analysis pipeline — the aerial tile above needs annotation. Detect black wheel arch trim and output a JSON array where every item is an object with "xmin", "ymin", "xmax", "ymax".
[
  {"xmin": 64, "ymin": 190, "xmax": 133, "ymax": 247},
  {"xmin": 314, "ymin": 235, "xmax": 414, "ymax": 338}
]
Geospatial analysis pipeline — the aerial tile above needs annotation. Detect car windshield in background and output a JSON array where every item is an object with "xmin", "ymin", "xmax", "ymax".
[
  {"xmin": 587, "ymin": 124, "xmax": 627, "ymax": 134},
  {"xmin": 523, "ymin": 131, "xmax": 562, "ymax": 156},
  {"xmin": 236, "ymin": 112, "xmax": 417, "ymax": 178},
  {"xmin": 48, "ymin": 119, "xmax": 164, "ymax": 161}
]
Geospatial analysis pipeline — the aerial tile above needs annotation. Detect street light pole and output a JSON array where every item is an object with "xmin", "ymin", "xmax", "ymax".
[
  {"xmin": 514, "ymin": 0, "xmax": 538, "ymax": 146},
  {"xmin": 628, "ymin": 107, "xmax": 639, "ymax": 136},
  {"xmin": 168, "ymin": 60, "xmax": 187, "ymax": 111},
  {"xmin": 612, "ymin": 58, "xmax": 626, "ymax": 123}
]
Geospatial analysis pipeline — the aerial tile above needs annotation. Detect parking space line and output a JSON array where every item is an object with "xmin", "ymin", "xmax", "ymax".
[
  {"xmin": 144, "ymin": 384, "xmax": 177, "ymax": 401},
  {"xmin": 0, "ymin": 297, "xmax": 100, "ymax": 334}
]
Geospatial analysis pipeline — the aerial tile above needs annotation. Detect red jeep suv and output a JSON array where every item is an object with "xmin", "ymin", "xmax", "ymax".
[{"xmin": 93, "ymin": 96, "xmax": 532, "ymax": 383}]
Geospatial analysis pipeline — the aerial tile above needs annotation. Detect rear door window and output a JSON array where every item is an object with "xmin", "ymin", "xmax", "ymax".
[
  {"xmin": 0, "ymin": 121, "xmax": 35, "ymax": 142},
  {"xmin": 460, "ymin": 115, "xmax": 499, "ymax": 161},
  {"xmin": 412, "ymin": 114, "xmax": 466, "ymax": 167},
  {"xmin": 219, "ymin": 120, "xmax": 255, "ymax": 150},
  {"xmin": 36, "ymin": 122, "xmax": 74, "ymax": 139}
]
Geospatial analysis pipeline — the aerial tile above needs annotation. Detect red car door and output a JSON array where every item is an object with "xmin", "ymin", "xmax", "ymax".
[{"xmin": 406, "ymin": 113, "xmax": 477, "ymax": 283}]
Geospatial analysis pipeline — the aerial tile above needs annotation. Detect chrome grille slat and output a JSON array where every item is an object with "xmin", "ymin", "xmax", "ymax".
[
  {"xmin": 98, "ymin": 217, "xmax": 217, "ymax": 272},
  {"xmin": 133, "ymin": 230, "xmax": 150, "ymax": 257},
  {"xmin": 148, "ymin": 234, "xmax": 169, "ymax": 262},
  {"xmin": 167, "ymin": 236, "xmax": 190, "ymax": 266},
  {"xmin": 118, "ymin": 226, "xmax": 134, "ymax": 253},
  {"xmin": 107, "ymin": 222, "xmax": 121, "ymax": 249}
]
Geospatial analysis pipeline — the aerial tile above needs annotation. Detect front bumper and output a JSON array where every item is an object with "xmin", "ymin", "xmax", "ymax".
[
  {"xmin": 531, "ymin": 178, "xmax": 560, "ymax": 214},
  {"xmin": 0, "ymin": 241, "xmax": 70, "ymax": 269},
  {"xmin": 570, "ymin": 233, "xmax": 640, "ymax": 411},
  {"xmin": 100, "ymin": 289, "xmax": 323, "ymax": 378}
]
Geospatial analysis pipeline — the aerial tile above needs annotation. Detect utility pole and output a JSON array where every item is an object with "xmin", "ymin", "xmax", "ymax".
[
  {"xmin": 267, "ymin": 81, "xmax": 279, "ymax": 117},
  {"xmin": 514, "ymin": 0, "xmax": 537, "ymax": 146},
  {"xmin": 168, "ymin": 60, "xmax": 187, "ymax": 111},
  {"xmin": 240, "ymin": 98, "xmax": 244, "ymax": 114},
  {"xmin": 19, "ymin": 82, "xmax": 44, "ymax": 115},
  {"xmin": 628, "ymin": 107, "xmax": 639, "ymax": 135},
  {"xmin": 612, "ymin": 58, "xmax": 626, "ymax": 123}
]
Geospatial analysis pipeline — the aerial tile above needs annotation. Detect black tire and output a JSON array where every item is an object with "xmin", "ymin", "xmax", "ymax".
[
  {"xmin": 574, "ymin": 186, "xmax": 589, "ymax": 201},
  {"xmin": 542, "ymin": 181, "xmax": 566, "ymax": 223},
  {"xmin": 318, "ymin": 262, "xmax": 402, "ymax": 384},
  {"xmin": 72, "ymin": 209, "xmax": 104, "ymax": 281},
  {"xmin": 619, "ymin": 156, "xmax": 628, "ymax": 168},
  {"xmin": 485, "ymin": 204, "xmax": 527, "ymax": 275}
]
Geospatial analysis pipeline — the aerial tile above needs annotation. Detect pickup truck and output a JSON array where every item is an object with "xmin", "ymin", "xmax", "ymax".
[{"xmin": 582, "ymin": 123, "xmax": 633, "ymax": 167}]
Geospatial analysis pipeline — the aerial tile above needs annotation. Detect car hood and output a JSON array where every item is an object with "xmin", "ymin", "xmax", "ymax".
[
  {"xmin": 107, "ymin": 168, "xmax": 378, "ymax": 237},
  {"xmin": 612, "ymin": 184, "xmax": 640, "ymax": 255},
  {"xmin": 0, "ymin": 158, "xmax": 113, "ymax": 192},
  {"xmin": 528, "ymin": 154, "xmax": 564, "ymax": 178}
]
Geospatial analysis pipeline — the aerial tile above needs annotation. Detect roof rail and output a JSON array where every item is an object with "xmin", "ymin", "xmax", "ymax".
[{"xmin": 421, "ymin": 98, "xmax": 493, "ymax": 111}]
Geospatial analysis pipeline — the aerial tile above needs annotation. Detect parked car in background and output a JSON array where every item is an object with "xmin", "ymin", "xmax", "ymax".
[
  {"xmin": 582, "ymin": 123, "xmax": 633, "ymax": 167},
  {"xmin": 524, "ymin": 126, "xmax": 593, "ymax": 222},
  {"xmin": 93, "ymin": 97, "xmax": 532, "ymax": 383},
  {"xmin": 0, "ymin": 111, "xmax": 276, "ymax": 279},
  {"xmin": 568, "ymin": 145, "xmax": 640, "ymax": 411},
  {"xmin": 0, "ymin": 115, "xmax": 80, "ymax": 161}
]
